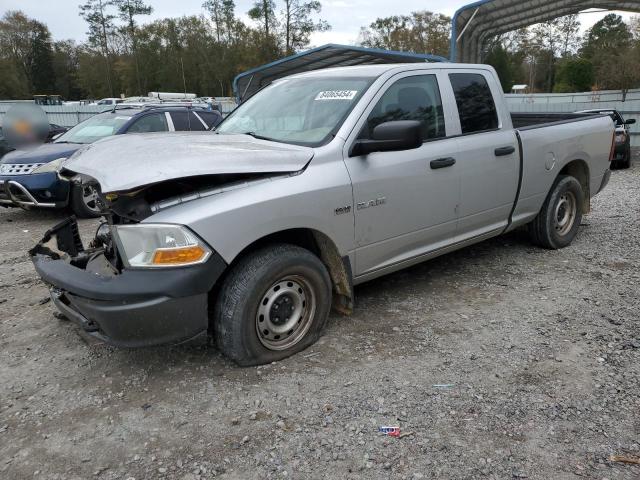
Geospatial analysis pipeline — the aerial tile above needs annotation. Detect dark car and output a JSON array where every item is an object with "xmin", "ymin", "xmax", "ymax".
[
  {"xmin": 0, "ymin": 106, "xmax": 223, "ymax": 217},
  {"xmin": 47, "ymin": 123, "xmax": 68, "ymax": 142},
  {"xmin": 0, "ymin": 125, "xmax": 12, "ymax": 159},
  {"xmin": 578, "ymin": 109, "xmax": 635, "ymax": 169}
]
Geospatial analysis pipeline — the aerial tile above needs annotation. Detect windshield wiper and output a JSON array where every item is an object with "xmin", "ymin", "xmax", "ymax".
[
  {"xmin": 54, "ymin": 141, "xmax": 81, "ymax": 144},
  {"xmin": 242, "ymin": 131, "xmax": 275, "ymax": 142}
]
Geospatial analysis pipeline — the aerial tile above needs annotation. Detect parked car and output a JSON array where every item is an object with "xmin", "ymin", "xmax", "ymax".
[
  {"xmin": 46, "ymin": 123, "xmax": 68, "ymax": 142},
  {"xmin": 0, "ymin": 106, "xmax": 222, "ymax": 217},
  {"xmin": 0, "ymin": 123, "xmax": 66, "ymax": 159},
  {"xmin": 30, "ymin": 63, "xmax": 614, "ymax": 365},
  {"xmin": 94, "ymin": 98, "xmax": 124, "ymax": 106},
  {"xmin": 0, "ymin": 125, "xmax": 13, "ymax": 159},
  {"xmin": 578, "ymin": 109, "xmax": 635, "ymax": 169}
]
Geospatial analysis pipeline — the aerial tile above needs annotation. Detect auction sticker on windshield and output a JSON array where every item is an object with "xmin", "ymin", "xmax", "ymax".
[{"xmin": 315, "ymin": 90, "xmax": 358, "ymax": 101}]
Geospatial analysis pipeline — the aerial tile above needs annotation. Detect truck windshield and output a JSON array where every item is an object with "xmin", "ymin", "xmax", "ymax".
[
  {"xmin": 217, "ymin": 76, "xmax": 374, "ymax": 146},
  {"xmin": 54, "ymin": 113, "xmax": 132, "ymax": 144}
]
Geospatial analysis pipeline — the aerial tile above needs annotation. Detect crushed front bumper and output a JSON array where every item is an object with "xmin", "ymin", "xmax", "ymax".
[{"xmin": 30, "ymin": 218, "xmax": 227, "ymax": 348}]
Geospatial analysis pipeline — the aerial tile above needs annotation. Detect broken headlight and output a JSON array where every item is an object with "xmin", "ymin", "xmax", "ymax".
[
  {"xmin": 32, "ymin": 158, "xmax": 66, "ymax": 174},
  {"xmin": 112, "ymin": 224, "xmax": 211, "ymax": 268}
]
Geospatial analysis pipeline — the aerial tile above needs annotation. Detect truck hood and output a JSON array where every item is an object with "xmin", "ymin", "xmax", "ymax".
[
  {"xmin": 63, "ymin": 132, "xmax": 314, "ymax": 193},
  {"xmin": 1, "ymin": 142, "xmax": 82, "ymax": 165}
]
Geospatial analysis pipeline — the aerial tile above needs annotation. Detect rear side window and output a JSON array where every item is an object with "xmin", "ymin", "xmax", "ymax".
[
  {"xmin": 364, "ymin": 75, "xmax": 446, "ymax": 140},
  {"xmin": 170, "ymin": 111, "xmax": 190, "ymax": 131},
  {"xmin": 196, "ymin": 111, "xmax": 223, "ymax": 129},
  {"xmin": 449, "ymin": 73, "xmax": 499, "ymax": 134},
  {"xmin": 127, "ymin": 113, "xmax": 168, "ymax": 133},
  {"xmin": 188, "ymin": 112, "xmax": 208, "ymax": 131}
]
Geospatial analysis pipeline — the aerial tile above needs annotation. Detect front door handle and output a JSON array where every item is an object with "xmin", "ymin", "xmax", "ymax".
[
  {"xmin": 495, "ymin": 146, "xmax": 516, "ymax": 156},
  {"xmin": 430, "ymin": 157, "xmax": 456, "ymax": 169}
]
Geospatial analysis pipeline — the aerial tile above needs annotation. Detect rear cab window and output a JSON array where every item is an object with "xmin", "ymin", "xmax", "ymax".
[{"xmin": 449, "ymin": 72, "xmax": 499, "ymax": 134}]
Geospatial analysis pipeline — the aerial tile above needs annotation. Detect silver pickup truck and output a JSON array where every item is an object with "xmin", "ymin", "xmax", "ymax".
[{"xmin": 31, "ymin": 63, "xmax": 614, "ymax": 365}]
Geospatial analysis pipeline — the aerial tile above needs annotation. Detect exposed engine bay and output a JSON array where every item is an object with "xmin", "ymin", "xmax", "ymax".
[
  {"xmin": 40, "ymin": 170, "xmax": 290, "ymax": 275},
  {"xmin": 61, "ymin": 169, "xmax": 281, "ymax": 224}
]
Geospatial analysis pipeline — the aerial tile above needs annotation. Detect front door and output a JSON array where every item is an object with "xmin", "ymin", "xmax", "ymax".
[{"xmin": 343, "ymin": 72, "xmax": 461, "ymax": 277}]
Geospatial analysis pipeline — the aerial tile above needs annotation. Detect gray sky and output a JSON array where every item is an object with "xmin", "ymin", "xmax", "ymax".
[{"xmin": 0, "ymin": 0, "xmax": 634, "ymax": 47}]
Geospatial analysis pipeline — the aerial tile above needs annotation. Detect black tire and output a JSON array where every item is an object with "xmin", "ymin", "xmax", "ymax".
[
  {"xmin": 70, "ymin": 183, "xmax": 102, "ymax": 218},
  {"xmin": 213, "ymin": 243, "xmax": 332, "ymax": 366},
  {"xmin": 529, "ymin": 175, "xmax": 583, "ymax": 250},
  {"xmin": 620, "ymin": 143, "xmax": 632, "ymax": 169}
]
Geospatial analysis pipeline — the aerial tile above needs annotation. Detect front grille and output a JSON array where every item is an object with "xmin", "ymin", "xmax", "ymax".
[{"xmin": 0, "ymin": 163, "xmax": 45, "ymax": 175}]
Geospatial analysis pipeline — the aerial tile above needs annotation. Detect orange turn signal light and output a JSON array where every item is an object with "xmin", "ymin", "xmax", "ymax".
[{"xmin": 152, "ymin": 246, "xmax": 207, "ymax": 265}]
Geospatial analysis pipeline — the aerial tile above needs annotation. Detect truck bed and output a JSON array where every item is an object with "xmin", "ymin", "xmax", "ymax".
[
  {"xmin": 511, "ymin": 112, "xmax": 604, "ymax": 130},
  {"xmin": 507, "ymin": 113, "xmax": 614, "ymax": 230}
]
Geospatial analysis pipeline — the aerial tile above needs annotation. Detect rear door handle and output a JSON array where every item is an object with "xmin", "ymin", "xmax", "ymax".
[
  {"xmin": 430, "ymin": 157, "xmax": 456, "ymax": 169},
  {"xmin": 495, "ymin": 146, "xmax": 516, "ymax": 156}
]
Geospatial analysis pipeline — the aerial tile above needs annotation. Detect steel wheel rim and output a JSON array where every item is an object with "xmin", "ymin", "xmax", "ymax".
[
  {"xmin": 82, "ymin": 185, "xmax": 101, "ymax": 213},
  {"xmin": 256, "ymin": 275, "xmax": 316, "ymax": 351},
  {"xmin": 554, "ymin": 191, "xmax": 577, "ymax": 236}
]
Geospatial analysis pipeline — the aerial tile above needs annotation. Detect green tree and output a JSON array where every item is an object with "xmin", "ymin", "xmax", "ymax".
[
  {"xmin": 203, "ymin": 0, "xmax": 225, "ymax": 42},
  {"xmin": 553, "ymin": 57, "xmax": 593, "ymax": 92},
  {"xmin": 113, "ymin": 0, "xmax": 153, "ymax": 95},
  {"xmin": 0, "ymin": 11, "xmax": 56, "ymax": 97},
  {"xmin": 281, "ymin": 0, "xmax": 330, "ymax": 55},
  {"xmin": 79, "ymin": 0, "xmax": 117, "ymax": 96},
  {"xmin": 359, "ymin": 11, "xmax": 450, "ymax": 57},
  {"xmin": 248, "ymin": 0, "xmax": 277, "ymax": 40},
  {"xmin": 485, "ymin": 45, "xmax": 513, "ymax": 92},
  {"xmin": 582, "ymin": 13, "xmax": 632, "ymax": 58},
  {"xmin": 52, "ymin": 40, "xmax": 84, "ymax": 99},
  {"xmin": 248, "ymin": 0, "xmax": 280, "ymax": 62},
  {"xmin": 29, "ymin": 21, "xmax": 56, "ymax": 94}
]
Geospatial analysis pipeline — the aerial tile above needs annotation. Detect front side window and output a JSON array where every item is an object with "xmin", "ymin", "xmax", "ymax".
[
  {"xmin": 217, "ymin": 76, "xmax": 374, "ymax": 146},
  {"xmin": 449, "ymin": 73, "xmax": 499, "ymax": 134},
  {"xmin": 363, "ymin": 75, "xmax": 446, "ymax": 140},
  {"xmin": 127, "ymin": 113, "xmax": 169, "ymax": 133},
  {"xmin": 54, "ymin": 113, "xmax": 132, "ymax": 144}
]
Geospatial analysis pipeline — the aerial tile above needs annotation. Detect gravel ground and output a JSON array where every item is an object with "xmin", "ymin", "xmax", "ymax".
[{"xmin": 1, "ymin": 153, "xmax": 639, "ymax": 480}]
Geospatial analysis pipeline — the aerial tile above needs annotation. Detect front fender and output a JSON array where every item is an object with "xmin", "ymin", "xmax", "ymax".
[{"xmin": 146, "ymin": 159, "xmax": 355, "ymax": 265}]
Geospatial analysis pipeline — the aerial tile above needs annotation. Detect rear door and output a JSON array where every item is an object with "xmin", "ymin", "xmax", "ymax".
[
  {"xmin": 447, "ymin": 70, "xmax": 519, "ymax": 240},
  {"xmin": 344, "ymin": 71, "xmax": 461, "ymax": 277}
]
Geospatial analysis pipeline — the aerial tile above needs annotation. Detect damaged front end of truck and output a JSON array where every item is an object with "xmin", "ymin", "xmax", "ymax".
[
  {"xmin": 29, "ymin": 133, "xmax": 316, "ymax": 347},
  {"xmin": 28, "ymin": 183, "xmax": 225, "ymax": 347}
]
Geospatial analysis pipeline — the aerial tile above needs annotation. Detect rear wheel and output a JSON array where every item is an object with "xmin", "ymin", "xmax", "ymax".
[
  {"xmin": 70, "ymin": 183, "xmax": 102, "ymax": 218},
  {"xmin": 529, "ymin": 175, "xmax": 583, "ymax": 249},
  {"xmin": 213, "ymin": 244, "xmax": 332, "ymax": 366}
]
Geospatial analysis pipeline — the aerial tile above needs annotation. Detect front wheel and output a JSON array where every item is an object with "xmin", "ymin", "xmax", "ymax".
[
  {"xmin": 213, "ymin": 244, "xmax": 332, "ymax": 366},
  {"xmin": 529, "ymin": 175, "xmax": 583, "ymax": 249},
  {"xmin": 70, "ymin": 183, "xmax": 102, "ymax": 218},
  {"xmin": 620, "ymin": 143, "xmax": 632, "ymax": 169}
]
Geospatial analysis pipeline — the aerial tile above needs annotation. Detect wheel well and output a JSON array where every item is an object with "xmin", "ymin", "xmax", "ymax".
[
  {"xmin": 559, "ymin": 159, "xmax": 590, "ymax": 213},
  {"xmin": 213, "ymin": 229, "xmax": 354, "ymax": 316}
]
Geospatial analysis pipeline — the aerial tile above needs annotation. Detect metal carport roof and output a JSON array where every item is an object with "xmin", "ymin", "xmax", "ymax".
[
  {"xmin": 233, "ymin": 43, "xmax": 448, "ymax": 102},
  {"xmin": 451, "ymin": 0, "xmax": 640, "ymax": 63}
]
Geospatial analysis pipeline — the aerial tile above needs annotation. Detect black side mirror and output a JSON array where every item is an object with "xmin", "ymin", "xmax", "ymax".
[
  {"xmin": 350, "ymin": 120, "xmax": 422, "ymax": 157},
  {"xmin": 625, "ymin": 118, "xmax": 636, "ymax": 125}
]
